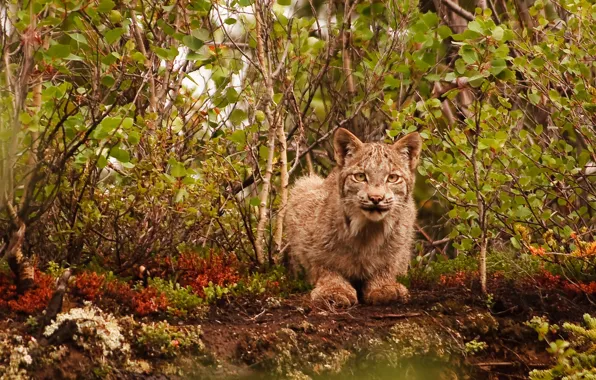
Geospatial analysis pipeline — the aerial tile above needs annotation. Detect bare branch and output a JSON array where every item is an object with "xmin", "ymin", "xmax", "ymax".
[{"xmin": 441, "ymin": 0, "xmax": 475, "ymax": 22}]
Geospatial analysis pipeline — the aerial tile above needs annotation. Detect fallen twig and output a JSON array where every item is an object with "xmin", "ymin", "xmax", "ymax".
[
  {"xmin": 473, "ymin": 361, "xmax": 517, "ymax": 367},
  {"xmin": 371, "ymin": 312, "xmax": 422, "ymax": 319}
]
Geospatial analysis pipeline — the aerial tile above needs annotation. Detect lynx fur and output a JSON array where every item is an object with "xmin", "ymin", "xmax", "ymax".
[{"xmin": 285, "ymin": 128, "xmax": 422, "ymax": 307}]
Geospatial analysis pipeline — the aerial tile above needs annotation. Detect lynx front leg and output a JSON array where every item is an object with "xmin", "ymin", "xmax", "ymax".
[
  {"xmin": 310, "ymin": 269, "xmax": 357, "ymax": 308},
  {"xmin": 363, "ymin": 271, "xmax": 409, "ymax": 305}
]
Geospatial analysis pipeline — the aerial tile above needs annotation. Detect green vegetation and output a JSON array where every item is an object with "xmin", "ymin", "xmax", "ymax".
[
  {"xmin": 135, "ymin": 321, "xmax": 205, "ymax": 359},
  {"xmin": 528, "ymin": 314, "xmax": 596, "ymax": 379}
]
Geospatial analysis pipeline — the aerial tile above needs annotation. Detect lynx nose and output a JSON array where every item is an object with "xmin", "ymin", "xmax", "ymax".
[{"xmin": 368, "ymin": 194, "xmax": 385, "ymax": 204}]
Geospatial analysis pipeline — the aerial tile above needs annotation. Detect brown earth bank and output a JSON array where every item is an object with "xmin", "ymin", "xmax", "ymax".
[{"xmin": 2, "ymin": 281, "xmax": 592, "ymax": 380}]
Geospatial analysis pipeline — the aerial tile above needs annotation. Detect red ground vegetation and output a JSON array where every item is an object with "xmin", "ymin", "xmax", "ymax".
[
  {"xmin": 70, "ymin": 252, "xmax": 243, "ymax": 317},
  {"xmin": 72, "ymin": 271, "xmax": 105, "ymax": 301},
  {"xmin": 0, "ymin": 270, "xmax": 54, "ymax": 314},
  {"xmin": 5, "ymin": 250, "xmax": 593, "ymax": 319},
  {"xmin": 532, "ymin": 269, "xmax": 596, "ymax": 296},
  {"xmin": 157, "ymin": 251, "xmax": 241, "ymax": 297},
  {"xmin": 178, "ymin": 253, "xmax": 240, "ymax": 297}
]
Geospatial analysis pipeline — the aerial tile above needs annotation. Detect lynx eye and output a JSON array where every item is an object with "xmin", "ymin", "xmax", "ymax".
[
  {"xmin": 353, "ymin": 173, "xmax": 367, "ymax": 182},
  {"xmin": 387, "ymin": 174, "xmax": 401, "ymax": 183}
]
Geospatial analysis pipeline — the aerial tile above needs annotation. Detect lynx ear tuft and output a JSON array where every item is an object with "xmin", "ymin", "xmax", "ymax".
[
  {"xmin": 334, "ymin": 128, "xmax": 363, "ymax": 166},
  {"xmin": 393, "ymin": 132, "xmax": 422, "ymax": 172}
]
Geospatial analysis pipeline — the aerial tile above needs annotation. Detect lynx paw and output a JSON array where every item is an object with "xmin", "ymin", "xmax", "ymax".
[
  {"xmin": 363, "ymin": 282, "xmax": 409, "ymax": 305},
  {"xmin": 311, "ymin": 283, "xmax": 358, "ymax": 309}
]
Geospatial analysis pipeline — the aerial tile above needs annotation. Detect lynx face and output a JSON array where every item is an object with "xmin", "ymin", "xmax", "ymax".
[{"xmin": 334, "ymin": 128, "xmax": 422, "ymax": 222}]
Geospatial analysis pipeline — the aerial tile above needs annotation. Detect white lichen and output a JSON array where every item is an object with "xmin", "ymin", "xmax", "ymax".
[
  {"xmin": 43, "ymin": 303, "xmax": 130, "ymax": 357},
  {"xmin": 0, "ymin": 333, "xmax": 38, "ymax": 379}
]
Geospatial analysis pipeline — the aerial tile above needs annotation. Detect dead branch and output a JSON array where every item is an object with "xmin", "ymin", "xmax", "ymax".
[{"xmin": 39, "ymin": 269, "xmax": 72, "ymax": 333}]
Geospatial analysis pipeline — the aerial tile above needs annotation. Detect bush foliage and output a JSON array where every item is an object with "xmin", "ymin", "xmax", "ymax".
[{"xmin": 0, "ymin": 0, "xmax": 594, "ymax": 320}]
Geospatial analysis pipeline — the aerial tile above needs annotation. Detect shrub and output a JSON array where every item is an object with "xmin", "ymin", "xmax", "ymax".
[
  {"xmin": 528, "ymin": 314, "xmax": 596, "ymax": 379},
  {"xmin": 234, "ymin": 265, "xmax": 306, "ymax": 297},
  {"xmin": 135, "ymin": 321, "xmax": 204, "ymax": 359},
  {"xmin": 406, "ymin": 254, "xmax": 479, "ymax": 289},
  {"xmin": 147, "ymin": 278, "xmax": 203, "ymax": 317}
]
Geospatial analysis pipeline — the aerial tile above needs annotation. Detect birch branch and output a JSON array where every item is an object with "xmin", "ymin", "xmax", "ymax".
[
  {"xmin": 129, "ymin": 0, "xmax": 157, "ymax": 112},
  {"xmin": 441, "ymin": 0, "xmax": 475, "ymax": 22},
  {"xmin": 253, "ymin": 1, "xmax": 282, "ymax": 266}
]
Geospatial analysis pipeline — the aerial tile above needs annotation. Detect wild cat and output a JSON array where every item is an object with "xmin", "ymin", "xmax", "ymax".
[{"xmin": 285, "ymin": 128, "xmax": 421, "ymax": 307}]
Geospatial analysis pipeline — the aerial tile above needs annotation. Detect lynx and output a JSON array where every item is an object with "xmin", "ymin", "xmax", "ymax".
[{"xmin": 285, "ymin": 128, "xmax": 422, "ymax": 307}]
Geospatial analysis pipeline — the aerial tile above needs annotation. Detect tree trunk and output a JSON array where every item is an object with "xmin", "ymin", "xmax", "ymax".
[
  {"xmin": 479, "ymin": 233, "xmax": 487, "ymax": 294},
  {"xmin": 6, "ymin": 224, "xmax": 35, "ymax": 294}
]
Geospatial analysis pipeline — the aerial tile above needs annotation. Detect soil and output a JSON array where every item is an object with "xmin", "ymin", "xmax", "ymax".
[
  {"xmin": 187, "ymin": 282, "xmax": 590, "ymax": 379},
  {"xmin": 2, "ymin": 282, "xmax": 593, "ymax": 380}
]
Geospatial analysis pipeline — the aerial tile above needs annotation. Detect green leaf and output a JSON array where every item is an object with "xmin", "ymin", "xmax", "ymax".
[
  {"xmin": 437, "ymin": 25, "xmax": 452, "ymax": 40},
  {"xmin": 478, "ymin": 138, "xmax": 491, "ymax": 150},
  {"xmin": 461, "ymin": 45, "xmax": 478, "ymax": 64},
  {"xmin": 46, "ymin": 44, "xmax": 71, "ymax": 59},
  {"xmin": 127, "ymin": 131, "xmax": 140, "ymax": 145},
  {"xmin": 510, "ymin": 236, "xmax": 521, "ymax": 250},
  {"xmin": 94, "ymin": 117, "xmax": 122, "ymax": 139},
  {"xmin": 226, "ymin": 88, "xmax": 240, "ymax": 103},
  {"xmin": 228, "ymin": 130, "xmax": 246, "ymax": 145},
  {"xmin": 277, "ymin": 0, "xmax": 291, "ymax": 5},
  {"xmin": 497, "ymin": 96, "xmax": 512, "ymax": 109},
  {"xmin": 229, "ymin": 109, "xmax": 247, "ymax": 125},
  {"xmin": 468, "ymin": 74, "xmax": 485, "ymax": 87},
  {"xmin": 97, "ymin": 155, "xmax": 108, "ymax": 169},
  {"xmin": 69, "ymin": 33, "xmax": 88, "ymax": 44},
  {"xmin": 131, "ymin": 52, "xmax": 145, "ymax": 64},
  {"xmin": 122, "ymin": 117, "xmax": 133, "ymax": 130},
  {"xmin": 182, "ymin": 35, "xmax": 204, "ymax": 51},
  {"xmin": 157, "ymin": 19, "xmax": 176, "ymax": 36},
  {"xmin": 175, "ymin": 188, "xmax": 188, "ymax": 203},
  {"xmin": 98, "ymin": 0, "xmax": 116, "ymax": 12},
  {"xmin": 492, "ymin": 26, "xmax": 504, "ymax": 41},
  {"xmin": 65, "ymin": 54, "xmax": 84, "ymax": 61},
  {"xmin": 489, "ymin": 59, "xmax": 507, "ymax": 76},
  {"xmin": 273, "ymin": 93, "xmax": 283, "ymax": 105},
  {"xmin": 421, "ymin": 12, "xmax": 439, "ymax": 27},
  {"xmin": 102, "ymin": 52, "xmax": 119, "ymax": 65},
  {"xmin": 170, "ymin": 162, "xmax": 187, "ymax": 178},
  {"xmin": 528, "ymin": 92, "xmax": 541, "ymax": 105},
  {"xmin": 259, "ymin": 145, "xmax": 269, "ymax": 161},
  {"xmin": 467, "ymin": 20, "xmax": 484, "ymax": 35},
  {"xmin": 152, "ymin": 46, "xmax": 179, "ymax": 60},
  {"xmin": 109, "ymin": 147, "xmax": 130, "ymax": 163},
  {"xmin": 105, "ymin": 27, "xmax": 124, "ymax": 44},
  {"xmin": 101, "ymin": 75, "xmax": 115, "ymax": 87},
  {"xmin": 470, "ymin": 227, "xmax": 482, "ymax": 238}
]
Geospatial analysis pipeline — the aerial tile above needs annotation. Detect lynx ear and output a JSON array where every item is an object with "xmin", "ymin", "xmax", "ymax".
[
  {"xmin": 334, "ymin": 128, "xmax": 363, "ymax": 166},
  {"xmin": 393, "ymin": 132, "xmax": 422, "ymax": 172}
]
